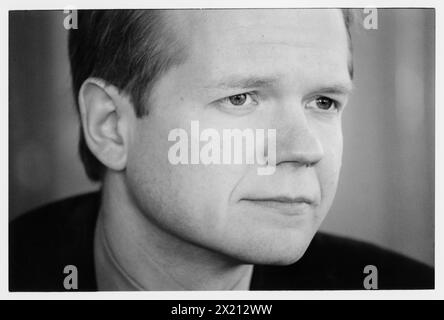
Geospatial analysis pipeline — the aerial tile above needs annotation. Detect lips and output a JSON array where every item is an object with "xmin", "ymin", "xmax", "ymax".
[{"xmin": 240, "ymin": 195, "xmax": 316, "ymax": 216}]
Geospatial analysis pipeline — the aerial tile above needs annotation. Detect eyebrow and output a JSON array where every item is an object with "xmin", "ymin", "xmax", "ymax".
[
  {"xmin": 204, "ymin": 75, "xmax": 353, "ymax": 95},
  {"xmin": 203, "ymin": 76, "xmax": 280, "ymax": 90},
  {"xmin": 311, "ymin": 84, "xmax": 354, "ymax": 96}
]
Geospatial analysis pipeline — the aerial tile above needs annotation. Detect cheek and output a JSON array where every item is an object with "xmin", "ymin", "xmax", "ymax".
[
  {"xmin": 126, "ymin": 122, "xmax": 248, "ymax": 241},
  {"xmin": 317, "ymin": 126, "xmax": 343, "ymax": 216}
]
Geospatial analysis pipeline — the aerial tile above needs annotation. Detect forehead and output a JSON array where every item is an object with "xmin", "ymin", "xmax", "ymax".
[{"xmin": 163, "ymin": 9, "xmax": 351, "ymax": 91}]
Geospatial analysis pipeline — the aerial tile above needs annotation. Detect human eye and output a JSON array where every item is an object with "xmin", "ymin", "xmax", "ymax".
[
  {"xmin": 305, "ymin": 96, "xmax": 341, "ymax": 113},
  {"xmin": 214, "ymin": 92, "xmax": 259, "ymax": 113}
]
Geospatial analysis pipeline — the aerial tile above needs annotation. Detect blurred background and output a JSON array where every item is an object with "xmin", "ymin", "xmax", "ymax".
[{"xmin": 9, "ymin": 9, "xmax": 435, "ymax": 266}]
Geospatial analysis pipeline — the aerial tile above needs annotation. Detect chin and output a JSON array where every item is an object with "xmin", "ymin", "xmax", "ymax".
[
  {"xmin": 259, "ymin": 241, "xmax": 313, "ymax": 266},
  {"xmin": 223, "ymin": 228, "xmax": 317, "ymax": 266}
]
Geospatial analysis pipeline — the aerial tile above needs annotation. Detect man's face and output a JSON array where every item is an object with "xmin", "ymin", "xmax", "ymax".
[{"xmin": 125, "ymin": 9, "xmax": 352, "ymax": 265}]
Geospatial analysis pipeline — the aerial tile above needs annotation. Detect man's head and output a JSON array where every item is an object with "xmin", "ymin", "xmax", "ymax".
[{"xmin": 70, "ymin": 9, "xmax": 353, "ymax": 265}]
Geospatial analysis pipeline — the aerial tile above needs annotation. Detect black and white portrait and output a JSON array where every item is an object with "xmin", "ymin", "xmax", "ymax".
[{"xmin": 8, "ymin": 7, "xmax": 435, "ymax": 292}]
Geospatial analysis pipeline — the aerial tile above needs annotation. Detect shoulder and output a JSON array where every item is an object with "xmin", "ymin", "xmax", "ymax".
[
  {"xmin": 251, "ymin": 232, "xmax": 434, "ymax": 290},
  {"xmin": 9, "ymin": 192, "xmax": 101, "ymax": 291}
]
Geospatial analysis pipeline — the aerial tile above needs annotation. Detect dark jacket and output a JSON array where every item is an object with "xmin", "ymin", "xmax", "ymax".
[{"xmin": 9, "ymin": 192, "xmax": 434, "ymax": 291}]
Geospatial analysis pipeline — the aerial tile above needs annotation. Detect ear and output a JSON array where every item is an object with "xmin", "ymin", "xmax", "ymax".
[{"xmin": 78, "ymin": 78, "xmax": 135, "ymax": 174}]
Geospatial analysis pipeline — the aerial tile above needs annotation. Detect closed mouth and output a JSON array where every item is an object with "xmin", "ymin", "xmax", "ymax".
[{"xmin": 240, "ymin": 196, "xmax": 315, "ymax": 216}]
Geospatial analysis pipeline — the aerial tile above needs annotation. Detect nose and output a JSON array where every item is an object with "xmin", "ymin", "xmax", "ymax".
[{"xmin": 274, "ymin": 109, "xmax": 324, "ymax": 167}]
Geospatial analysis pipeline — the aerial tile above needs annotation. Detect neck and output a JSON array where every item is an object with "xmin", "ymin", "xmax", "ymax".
[{"xmin": 94, "ymin": 172, "xmax": 253, "ymax": 291}]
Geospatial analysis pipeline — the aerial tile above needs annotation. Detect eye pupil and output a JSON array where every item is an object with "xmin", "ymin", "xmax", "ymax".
[
  {"xmin": 316, "ymin": 97, "xmax": 333, "ymax": 110},
  {"xmin": 229, "ymin": 94, "xmax": 247, "ymax": 106}
]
